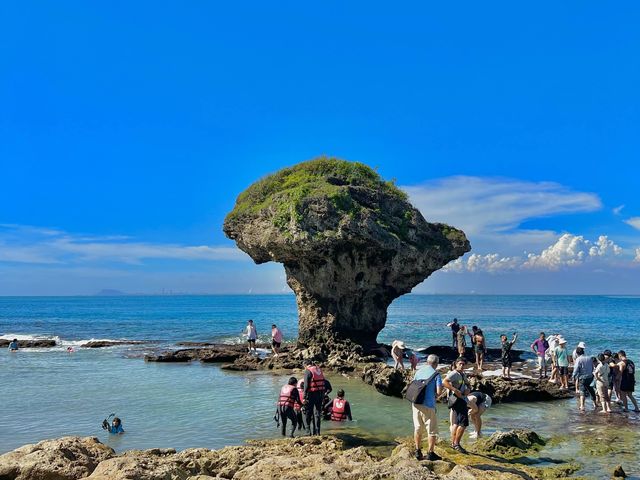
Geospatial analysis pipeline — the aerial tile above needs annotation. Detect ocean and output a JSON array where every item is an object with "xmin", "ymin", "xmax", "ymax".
[{"xmin": 1, "ymin": 294, "xmax": 639, "ymax": 478}]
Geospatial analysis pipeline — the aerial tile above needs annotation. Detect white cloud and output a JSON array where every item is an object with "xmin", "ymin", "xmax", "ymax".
[
  {"xmin": 0, "ymin": 224, "xmax": 248, "ymax": 265},
  {"xmin": 625, "ymin": 217, "xmax": 640, "ymax": 230},
  {"xmin": 635, "ymin": 248, "xmax": 640, "ymax": 263},
  {"xmin": 613, "ymin": 205, "xmax": 625, "ymax": 215},
  {"xmin": 444, "ymin": 234, "xmax": 628, "ymax": 273},
  {"xmin": 403, "ymin": 176, "xmax": 602, "ymax": 236}
]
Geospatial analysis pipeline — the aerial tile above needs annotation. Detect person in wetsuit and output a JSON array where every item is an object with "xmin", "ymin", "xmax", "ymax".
[
  {"xmin": 277, "ymin": 376, "xmax": 301, "ymax": 437},
  {"xmin": 303, "ymin": 360, "xmax": 328, "ymax": 435}
]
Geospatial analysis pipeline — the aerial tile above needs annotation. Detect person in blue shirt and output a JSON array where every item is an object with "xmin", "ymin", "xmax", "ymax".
[
  {"xmin": 412, "ymin": 354, "xmax": 444, "ymax": 461},
  {"xmin": 8, "ymin": 339, "xmax": 19, "ymax": 351},
  {"xmin": 108, "ymin": 417, "xmax": 124, "ymax": 434}
]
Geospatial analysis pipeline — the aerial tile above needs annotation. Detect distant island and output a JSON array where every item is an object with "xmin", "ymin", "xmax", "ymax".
[{"xmin": 94, "ymin": 289, "xmax": 128, "ymax": 296}]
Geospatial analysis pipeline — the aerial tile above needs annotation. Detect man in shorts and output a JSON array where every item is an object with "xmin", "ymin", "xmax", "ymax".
[
  {"xmin": 244, "ymin": 319, "xmax": 257, "ymax": 354},
  {"xmin": 271, "ymin": 324, "xmax": 283, "ymax": 357},
  {"xmin": 554, "ymin": 338, "xmax": 570, "ymax": 389},
  {"xmin": 467, "ymin": 391, "xmax": 492, "ymax": 438},
  {"xmin": 500, "ymin": 333, "xmax": 518, "ymax": 379},
  {"xmin": 412, "ymin": 354, "xmax": 443, "ymax": 461},
  {"xmin": 530, "ymin": 332, "xmax": 549, "ymax": 379},
  {"xmin": 443, "ymin": 357, "xmax": 470, "ymax": 453}
]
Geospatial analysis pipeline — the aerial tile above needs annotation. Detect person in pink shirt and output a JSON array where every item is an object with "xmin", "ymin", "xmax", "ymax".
[{"xmin": 271, "ymin": 324, "xmax": 283, "ymax": 357}]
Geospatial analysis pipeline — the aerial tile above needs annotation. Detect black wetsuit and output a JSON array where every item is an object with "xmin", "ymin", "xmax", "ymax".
[
  {"xmin": 303, "ymin": 369, "xmax": 332, "ymax": 435},
  {"xmin": 278, "ymin": 387, "xmax": 301, "ymax": 437}
]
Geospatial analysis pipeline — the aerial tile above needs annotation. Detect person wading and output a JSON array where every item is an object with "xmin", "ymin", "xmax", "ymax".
[
  {"xmin": 277, "ymin": 376, "xmax": 301, "ymax": 437},
  {"xmin": 303, "ymin": 360, "xmax": 326, "ymax": 435},
  {"xmin": 617, "ymin": 350, "xmax": 639, "ymax": 412}
]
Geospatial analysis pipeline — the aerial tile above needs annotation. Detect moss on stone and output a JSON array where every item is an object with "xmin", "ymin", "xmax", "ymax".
[{"xmin": 225, "ymin": 156, "xmax": 408, "ymax": 232}]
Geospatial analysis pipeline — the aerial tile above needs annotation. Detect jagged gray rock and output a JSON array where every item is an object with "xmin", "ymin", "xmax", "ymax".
[{"xmin": 223, "ymin": 157, "xmax": 470, "ymax": 350}]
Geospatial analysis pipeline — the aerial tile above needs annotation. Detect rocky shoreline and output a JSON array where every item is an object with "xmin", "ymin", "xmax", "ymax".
[{"xmin": 2, "ymin": 429, "xmax": 616, "ymax": 480}]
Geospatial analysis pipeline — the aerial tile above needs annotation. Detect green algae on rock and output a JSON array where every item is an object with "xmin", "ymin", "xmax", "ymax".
[{"xmin": 223, "ymin": 157, "xmax": 470, "ymax": 349}]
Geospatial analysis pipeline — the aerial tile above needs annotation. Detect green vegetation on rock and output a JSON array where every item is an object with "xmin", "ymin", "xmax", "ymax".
[{"xmin": 225, "ymin": 156, "xmax": 408, "ymax": 232}]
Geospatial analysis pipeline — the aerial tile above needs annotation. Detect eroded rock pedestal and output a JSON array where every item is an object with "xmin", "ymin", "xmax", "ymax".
[{"xmin": 224, "ymin": 158, "xmax": 469, "ymax": 351}]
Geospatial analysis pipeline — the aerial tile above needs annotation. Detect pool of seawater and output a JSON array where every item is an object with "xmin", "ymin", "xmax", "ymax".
[{"xmin": 2, "ymin": 347, "xmax": 639, "ymax": 479}]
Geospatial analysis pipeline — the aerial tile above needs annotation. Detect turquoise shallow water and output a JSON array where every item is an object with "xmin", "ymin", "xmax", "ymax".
[{"xmin": 1, "ymin": 295, "xmax": 639, "ymax": 478}]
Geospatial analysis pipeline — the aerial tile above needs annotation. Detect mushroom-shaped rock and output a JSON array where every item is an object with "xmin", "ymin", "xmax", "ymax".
[{"xmin": 224, "ymin": 157, "xmax": 470, "ymax": 349}]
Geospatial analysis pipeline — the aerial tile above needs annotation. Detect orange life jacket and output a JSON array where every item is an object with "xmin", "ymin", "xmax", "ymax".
[
  {"xmin": 277, "ymin": 384, "xmax": 296, "ymax": 408},
  {"xmin": 331, "ymin": 398, "xmax": 348, "ymax": 421},
  {"xmin": 294, "ymin": 380, "xmax": 304, "ymax": 411},
  {"xmin": 306, "ymin": 365, "xmax": 325, "ymax": 392}
]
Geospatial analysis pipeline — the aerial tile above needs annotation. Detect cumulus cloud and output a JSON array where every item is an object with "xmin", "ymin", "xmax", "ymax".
[
  {"xmin": 444, "ymin": 234, "xmax": 627, "ymax": 273},
  {"xmin": 625, "ymin": 217, "xmax": 640, "ymax": 230},
  {"xmin": 403, "ymin": 176, "xmax": 602, "ymax": 236},
  {"xmin": 0, "ymin": 224, "xmax": 248, "ymax": 265}
]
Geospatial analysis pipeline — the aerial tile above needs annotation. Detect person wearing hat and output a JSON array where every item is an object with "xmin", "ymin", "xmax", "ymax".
[
  {"xmin": 466, "ymin": 391, "xmax": 492, "ymax": 438},
  {"xmin": 572, "ymin": 341, "xmax": 586, "ymax": 364},
  {"xmin": 391, "ymin": 340, "xmax": 406, "ymax": 370},
  {"xmin": 554, "ymin": 338, "xmax": 570, "ymax": 389}
]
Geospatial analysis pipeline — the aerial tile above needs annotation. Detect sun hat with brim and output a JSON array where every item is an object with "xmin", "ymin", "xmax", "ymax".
[
  {"xmin": 577, "ymin": 341, "xmax": 586, "ymax": 349},
  {"xmin": 559, "ymin": 339, "xmax": 567, "ymax": 345}
]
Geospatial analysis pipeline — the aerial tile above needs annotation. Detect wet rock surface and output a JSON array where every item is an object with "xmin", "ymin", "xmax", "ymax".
[
  {"xmin": 468, "ymin": 376, "xmax": 574, "ymax": 403},
  {"xmin": 0, "ymin": 339, "xmax": 57, "ymax": 348},
  {"xmin": 145, "ymin": 344, "xmax": 288, "ymax": 363},
  {"xmin": 0, "ymin": 432, "xmax": 582, "ymax": 480},
  {"xmin": 471, "ymin": 429, "xmax": 545, "ymax": 457},
  {"xmin": 223, "ymin": 158, "xmax": 469, "ymax": 350}
]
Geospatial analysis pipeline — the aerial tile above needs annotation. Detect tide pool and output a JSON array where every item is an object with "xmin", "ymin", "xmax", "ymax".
[{"xmin": 1, "ymin": 295, "xmax": 639, "ymax": 478}]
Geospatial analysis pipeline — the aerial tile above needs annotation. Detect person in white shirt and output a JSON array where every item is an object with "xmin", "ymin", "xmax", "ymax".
[{"xmin": 244, "ymin": 319, "xmax": 258, "ymax": 354}]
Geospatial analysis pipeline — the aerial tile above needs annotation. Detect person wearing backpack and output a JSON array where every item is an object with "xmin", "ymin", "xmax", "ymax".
[
  {"xmin": 617, "ymin": 350, "xmax": 639, "ymax": 412},
  {"xmin": 410, "ymin": 354, "xmax": 443, "ymax": 461}
]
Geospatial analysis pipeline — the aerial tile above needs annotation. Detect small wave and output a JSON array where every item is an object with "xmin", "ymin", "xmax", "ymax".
[{"xmin": 0, "ymin": 333, "xmax": 141, "ymax": 351}]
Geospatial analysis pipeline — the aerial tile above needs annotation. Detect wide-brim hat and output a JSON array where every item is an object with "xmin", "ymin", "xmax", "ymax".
[
  {"xmin": 559, "ymin": 339, "xmax": 567, "ymax": 345},
  {"xmin": 577, "ymin": 341, "xmax": 586, "ymax": 349}
]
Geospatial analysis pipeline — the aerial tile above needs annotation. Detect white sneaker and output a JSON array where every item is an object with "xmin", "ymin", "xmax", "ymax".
[{"xmin": 469, "ymin": 431, "xmax": 478, "ymax": 439}]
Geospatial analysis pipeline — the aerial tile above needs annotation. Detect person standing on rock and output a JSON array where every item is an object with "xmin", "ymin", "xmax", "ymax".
[
  {"xmin": 277, "ymin": 376, "xmax": 302, "ymax": 437},
  {"xmin": 303, "ymin": 360, "xmax": 326, "ymax": 435},
  {"xmin": 271, "ymin": 324, "xmax": 283, "ymax": 357},
  {"xmin": 500, "ymin": 333, "xmax": 518, "ymax": 380},
  {"xmin": 457, "ymin": 327, "xmax": 467, "ymax": 359},
  {"xmin": 617, "ymin": 350, "xmax": 639, "ymax": 412},
  {"xmin": 391, "ymin": 340, "xmax": 406, "ymax": 370},
  {"xmin": 554, "ymin": 339, "xmax": 570, "ymax": 389},
  {"xmin": 530, "ymin": 332, "xmax": 549, "ymax": 379},
  {"xmin": 243, "ymin": 320, "xmax": 258, "ymax": 354},
  {"xmin": 472, "ymin": 329, "xmax": 486, "ymax": 371},
  {"xmin": 447, "ymin": 318, "xmax": 460, "ymax": 349},
  {"xmin": 443, "ymin": 357, "xmax": 471, "ymax": 453},
  {"xmin": 412, "ymin": 354, "xmax": 443, "ymax": 461}
]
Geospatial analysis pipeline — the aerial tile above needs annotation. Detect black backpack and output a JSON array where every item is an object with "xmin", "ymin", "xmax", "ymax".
[{"xmin": 406, "ymin": 370, "xmax": 440, "ymax": 404}]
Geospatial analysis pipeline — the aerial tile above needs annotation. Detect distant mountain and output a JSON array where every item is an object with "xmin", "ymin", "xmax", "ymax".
[{"xmin": 94, "ymin": 289, "xmax": 128, "ymax": 296}]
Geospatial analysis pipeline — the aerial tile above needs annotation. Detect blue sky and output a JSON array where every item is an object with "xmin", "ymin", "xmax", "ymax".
[{"xmin": 1, "ymin": 2, "xmax": 639, "ymax": 295}]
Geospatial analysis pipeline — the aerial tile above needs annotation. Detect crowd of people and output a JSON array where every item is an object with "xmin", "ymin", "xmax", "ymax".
[{"xmin": 411, "ymin": 354, "xmax": 492, "ymax": 459}]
